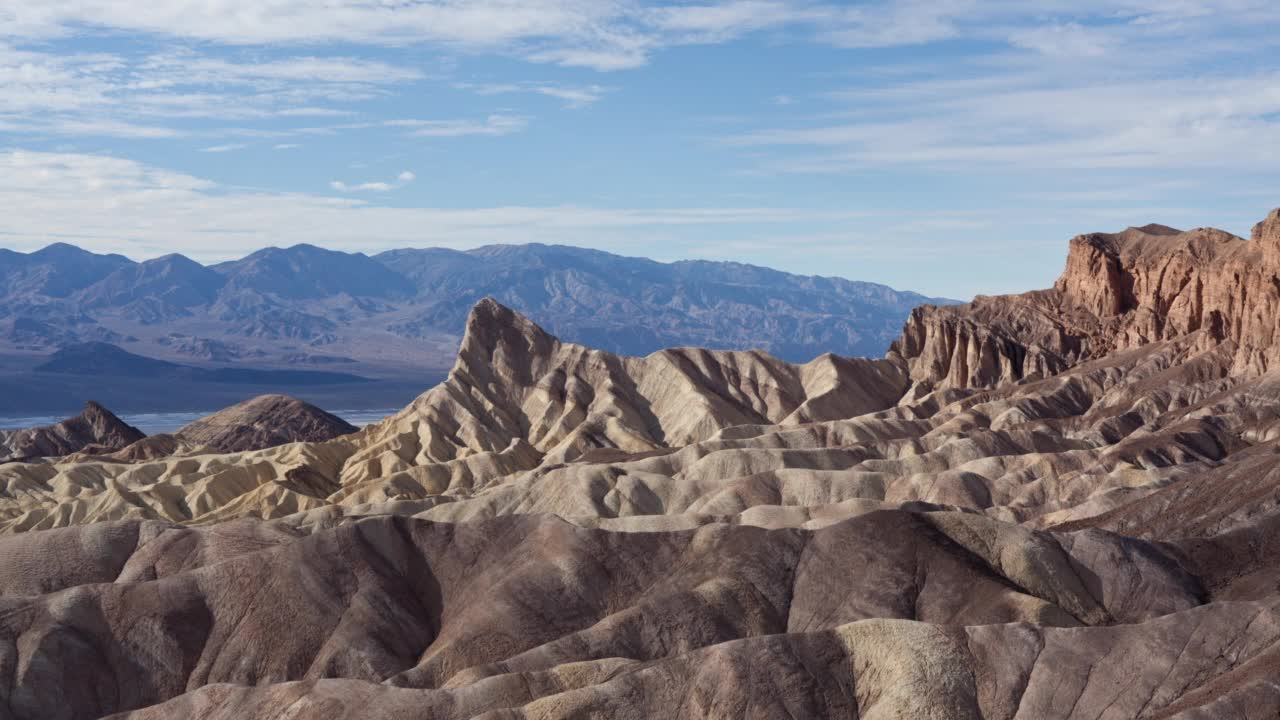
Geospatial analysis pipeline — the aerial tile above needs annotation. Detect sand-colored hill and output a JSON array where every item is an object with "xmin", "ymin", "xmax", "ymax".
[{"xmin": 5, "ymin": 210, "xmax": 1280, "ymax": 717}]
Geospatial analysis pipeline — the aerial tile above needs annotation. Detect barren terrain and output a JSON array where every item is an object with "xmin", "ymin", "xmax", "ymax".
[{"xmin": 4, "ymin": 211, "xmax": 1280, "ymax": 718}]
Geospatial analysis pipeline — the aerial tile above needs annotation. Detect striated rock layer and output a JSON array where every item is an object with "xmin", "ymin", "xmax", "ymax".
[{"xmin": 4, "ymin": 210, "xmax": 1280, "ymax": 717}]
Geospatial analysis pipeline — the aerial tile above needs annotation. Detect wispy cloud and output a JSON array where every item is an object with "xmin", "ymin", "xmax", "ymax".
[
  {"xmin": 728, "ymin": 72, "xmax": 1280, "ymax": 173},
  {"xmin": 330, "ymin": 169, "xmax": 416, "ymax": 193},
  {"xmin": 720, "ymin": 0, "xmax": 1280, "ymax": 176},
  {"xmin": 0, "ymin": 150, "xmax": 868, "ymax": 259},
  {"xmin": 16, "ymin": 0, "xmax": 1255, "ymax": 73},
  {"xmin": 458, "ymin": 82, "xmax": 609, "ymax": 108},
  {"xmin": 199, "ymin": 143, "xmax": 247, "ymax": 153},
  {"xmin": 393, "ymin": 115, "xmax": 530, "ymax": 138},
  {"xmin": 293, "ymin": 114, "xmax": 531, "ymax": 139},
  {"xmin": 1008, "ymin": 23, "xmax": 1113, "ymax": 57},
  {"xmin": 0, "ymin": 42, "xmax": 428, "ymax": 142},
  {"xmin": 0, "ymin": 118, "xmax": 185, "ymax": 139}
]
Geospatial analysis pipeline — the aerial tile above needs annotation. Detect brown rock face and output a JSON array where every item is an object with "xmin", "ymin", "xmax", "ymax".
[
  {"xmin": 0, "ymin": 513, "xmax": 1229, "ymax": 720},
  {"xmin": 175, "ymin": 394, "xmax": 358, "ymax": 453},
  {"xmin": 0, "ymin": 400, "xmax": 144, "ymax": 462},
  {"xmin": 7, "ymin": 211, "xmax": 1280, "ymax": 718},
  {"xmin": 895, "ymin": 211, "xmax": 1280, "ymax": 391}
]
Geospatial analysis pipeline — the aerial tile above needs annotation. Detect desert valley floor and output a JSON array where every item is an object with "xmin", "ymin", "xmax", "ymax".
[{"xmin": 5, "ymin": 211, "xmax": 1280, "ymax": 718}]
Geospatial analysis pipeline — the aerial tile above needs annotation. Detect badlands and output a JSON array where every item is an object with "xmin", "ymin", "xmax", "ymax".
[{"xmin": 4, "ymin": 211, "xmax": 1280, "ymax": 718}]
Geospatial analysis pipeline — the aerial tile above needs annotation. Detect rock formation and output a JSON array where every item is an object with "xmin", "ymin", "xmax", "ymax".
[
  {"xmin": 174, "ymin": 394, "xmax": 359, "ymax": 453},
  {"xmin": 892, "ymin": 211, "xmax": 1280, "ymax": 391},
  {"xmin": 0, "ymin": 400, "xmax": 143, "ymax": 462},
  {"xmin": 4, "ymin": 210, "xmax": 1280, "ymax": 717}
]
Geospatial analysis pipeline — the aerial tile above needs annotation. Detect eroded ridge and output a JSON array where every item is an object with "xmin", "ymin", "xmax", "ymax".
[{"xmin": 5, "ymin": 211, "xmax": 1280, "ymax": 717}]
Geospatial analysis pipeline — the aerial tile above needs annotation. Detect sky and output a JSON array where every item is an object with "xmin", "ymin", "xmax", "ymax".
[{"xmin": 1, "ymin": 1, "xmax": 1278, "ymax": 299}]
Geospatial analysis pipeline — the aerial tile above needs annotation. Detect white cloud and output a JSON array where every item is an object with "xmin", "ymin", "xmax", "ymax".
[
  {"xmin": 273, "ymin": 143, "xmax": 301, "ymax": 150},
  {"xmin": 294, "ymin": 115, "xmax": 532, "ymax": 139},
  {"xmin": 643, "ymin": 1, "xmax": 803, "ymax": 40},
  {"xmin": 147, "ymin": 54, "xmax": 426, "ymax": 85},
  {"xmin": 723, "ymin": 7, "xmax": 1280, "ymax": 177},
  {"xmin": 1009, "ymin": 23, "xmax": 1113, "ymax": 57},
  {"xmin": 0, "ymin": 0, "xmax": 1144, "ymax": 74},
  {"xmin": 395, "ymin": 114, "xmax": 530, "ymax": 138},
  {"xmin": 0, "ymin": 1, "xmax": 652, "ymax": 70},
  {"xmin": 330, "ymin": 181, "xmax": 394, "ymax": 192},
  {"xmin": 4, "ymin": 0, "xmax": 1279, "ymax": 76},
  {"xmin": 198, "ymin": 143, "xmax": 247, "ymax": 153},
  {"xmin": 0, "ymin": 42, "xmax": 430, "ymax": 143},
  {"xmin": 525, "ymin": 47, "xmax": 653, "ymax": 72},
  {"xmin": 0, "ymin": 150, "xmax": 862, "ymax": 261},
  {"xmin": 330, "ymin": 169, "xmax": 417, "ymax": 193},
  {"xmin": 459, "ymin": 81, "xmax": 609, "ymax": 108},
  {"xmin": 6, "ymin": 118, "xmax": 186, "ymax": 139},
  {"xmin": 275, "ymin": 108, "xmax": 353, "ymax": 117}
]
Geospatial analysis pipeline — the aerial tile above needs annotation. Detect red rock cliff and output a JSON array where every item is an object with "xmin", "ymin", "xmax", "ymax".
[{"xmin": 892, "ymin": 208, "xmax": 1280, "ymax": 391}]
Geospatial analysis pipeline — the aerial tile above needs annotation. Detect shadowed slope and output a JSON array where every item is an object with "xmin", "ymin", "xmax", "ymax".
[{"xmin": 0, "ymin": 511, "xmax": 1223, "ymax": 720}]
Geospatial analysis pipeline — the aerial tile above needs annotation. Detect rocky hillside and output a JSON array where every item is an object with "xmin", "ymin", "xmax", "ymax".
[
  {"xmin": 4, "ymin": 211, "xmax": 1280, "ymax": 717},
  {"xmin": 892, "ymin": 209, "xmax": 1280, "ymax": 391},
  {"xmin": 174, "ymin": 394, "xmax": 358, "ymax": 453},
  {"xmin": 0, "ymin": 242, "xmax": 952, "ymax": 366},
  {"xmin": 0, "ymin": 394, "xmax": 361, "ymax": 464},
  {"xmin": 0, "ymin": 400, "xmax": 143, "ymax": 462}
]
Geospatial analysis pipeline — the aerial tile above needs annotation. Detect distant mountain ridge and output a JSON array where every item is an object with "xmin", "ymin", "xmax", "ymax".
[
  {"xmin": 36, "ymin": 342, "xmax": 370, "ymax": 385},
  {"xmin": 0, "ymin": 241, "xmax": 956, "ymax": 366}
]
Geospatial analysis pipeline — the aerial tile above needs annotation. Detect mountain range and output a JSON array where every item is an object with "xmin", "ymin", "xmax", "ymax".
[
  {"xmin": 0, "ymin": 242, "xmax": 954, "ymax": 372},
  {"xmin": 35, "ymin": 341, "xmax": 369, "ymax": 385},
  {"xmin": 2, "ymin": 210, "xmax": 1280, "ymax": 717}
]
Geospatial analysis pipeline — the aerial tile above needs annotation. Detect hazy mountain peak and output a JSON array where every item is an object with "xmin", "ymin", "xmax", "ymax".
[
  {"xmin": 0, "ymin": 243, "xmax": 134, "ymax": 299},
  {"xmin": 30, "ymin": 242, "xmax": 122, "ymax": 260},
  {"xmin": 218, "ymin": 242, "xmax": 414, "ymax": 300},
  {"xmin": 1, "ymin": 239, "xmax": 955, "ymax": 363}
]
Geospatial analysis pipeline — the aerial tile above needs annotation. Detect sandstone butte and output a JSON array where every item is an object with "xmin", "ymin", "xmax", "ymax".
[{"xmin": 3, "ymin": 210, "xmax": 1280, "ymax": 718}]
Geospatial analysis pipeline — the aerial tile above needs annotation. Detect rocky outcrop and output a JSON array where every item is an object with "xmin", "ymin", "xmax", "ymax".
[
  {"xmin": 889, "ymin": 290, "xmax": 1094, "ymax": 391},
  {"xmin": 0, "ymin": 401, "xmax": 143, "ymax": 462},
  {"xmin": 175, "ymin": 394, "xmax": 358, "ymax": 453},
  {"xmin": 894, "ymin": 209, "xmax": 1280, "ymax": 391},
  {"xmin": 333, "ymin": 298, "xmax": 909, "ymax": 498}
]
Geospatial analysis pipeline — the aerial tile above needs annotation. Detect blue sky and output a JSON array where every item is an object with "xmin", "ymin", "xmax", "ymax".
[{"xmin": 1, "ymin": 1, "xmax": 1278, "ymax": 299}]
